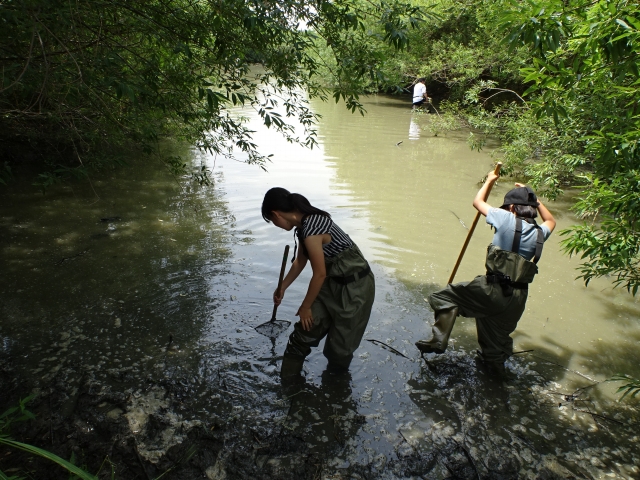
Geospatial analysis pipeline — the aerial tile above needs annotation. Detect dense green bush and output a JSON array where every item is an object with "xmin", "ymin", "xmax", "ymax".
[{"xmin": 499, "ymin": 0, "xmax": 640, "ymax": 293}]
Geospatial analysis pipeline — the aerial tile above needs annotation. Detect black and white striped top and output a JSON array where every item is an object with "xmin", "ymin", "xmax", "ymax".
[{"xmin": 300, "ymin": 214, "xmax": 354, "ymax": 258}]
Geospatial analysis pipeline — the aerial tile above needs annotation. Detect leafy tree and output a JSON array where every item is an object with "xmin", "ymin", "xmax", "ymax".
[
  {"xmin": 500, "ymin": 0, "xmax": 640, "ymax": 294},
  {"xmin": 0, "ymin": 0, "xmax": 426, "ymax": 185},
  {"xmin": 376, "ymin": 0, "xmax": 528, "ymax": 96}
]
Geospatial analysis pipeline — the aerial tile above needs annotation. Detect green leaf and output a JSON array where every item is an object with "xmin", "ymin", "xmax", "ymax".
[
  {"xmin": 615, "ymin": 18, "xmax": 631, "ymax": 30},
  {"xmin": 0, "ymin": 438, "xmax": 96, "ymax": 479}
]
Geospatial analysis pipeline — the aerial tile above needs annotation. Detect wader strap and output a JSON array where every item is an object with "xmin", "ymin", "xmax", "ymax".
[
  {"xmin": 511, "ymin": 216, "xmax": 544, "ymax": 264},
  {"xmin": 511, "ymin": 217, "xmax": 523, "ymax": 254},
  {"xmin": 532, "ymin": 227, "xmax": 544, "ymax": 264},
  {"xmin": 330, "ymin": 265, "xmax": 371, "ymax": 285}
]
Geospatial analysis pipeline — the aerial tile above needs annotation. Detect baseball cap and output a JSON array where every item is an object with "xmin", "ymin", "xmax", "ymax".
[{"xmin": 500, "ymin": 186, "xmax": 539, "ymax": 209}]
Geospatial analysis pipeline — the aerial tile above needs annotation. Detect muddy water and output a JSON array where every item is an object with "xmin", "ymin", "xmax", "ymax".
[{"xmin": 1, "ymin": 95, "xmax": 640, "ymax": 479}]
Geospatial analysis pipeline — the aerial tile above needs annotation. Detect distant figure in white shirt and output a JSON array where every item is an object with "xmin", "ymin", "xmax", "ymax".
[{"xmin": 412, "ymin": 78, "xmax": 430, "ymax": 108}]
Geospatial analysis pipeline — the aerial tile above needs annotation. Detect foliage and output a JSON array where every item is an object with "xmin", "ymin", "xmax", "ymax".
[
  {"xmin": 378, "ymin": 0, "xmax": 528, "ymax": 95},
  {"xmin": 0, "ymin": 438, "xmax": 97, "ymax": 480},
  {"xmin": 0, "ymin": 0, "xmax": 426, "ymax": 184},
  {"xmin": 0, "ymin": 396, "xmax": 96, "ymax": 480},
  {"xmin": 499, "ymin": 0, "xmax": 640, "ymax": 293},
  {"xmin": 612, "ymin": 374, "xmax": 640, "ymax": 401},
  {"xmin": 0, "ymin": 396, "xmax": 34, "ymax": 433}
]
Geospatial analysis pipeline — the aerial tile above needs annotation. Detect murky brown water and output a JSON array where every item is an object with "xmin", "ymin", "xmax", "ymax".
[{"xmin": 1, "ymin": 95, "xmax": 639, "ymax": 478}]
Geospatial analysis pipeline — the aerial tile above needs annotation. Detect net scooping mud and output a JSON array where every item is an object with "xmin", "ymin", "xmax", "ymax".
[{"xmin": 255, "ymin": 319, "xmax": 290, "ymax": 338}]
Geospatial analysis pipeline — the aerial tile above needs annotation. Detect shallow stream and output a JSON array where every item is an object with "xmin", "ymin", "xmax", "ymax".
[{"xmin": 1, "ymin": 95, "xmax": 639, "ymax": 479}]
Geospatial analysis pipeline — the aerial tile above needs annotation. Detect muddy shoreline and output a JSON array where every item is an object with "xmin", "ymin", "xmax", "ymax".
[
  {"xmin": 0, "ymin": 356, "xmax": 481, "ymax": 480},
  {"xmin": 3, "ymin": 345, "xmax": 639, "ymax": 480}
]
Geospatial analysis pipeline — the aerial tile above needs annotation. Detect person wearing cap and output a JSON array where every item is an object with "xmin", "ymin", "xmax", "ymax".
[{"xmin": 415, "ymin": 170, "xmax": 556, "ymax": 376}]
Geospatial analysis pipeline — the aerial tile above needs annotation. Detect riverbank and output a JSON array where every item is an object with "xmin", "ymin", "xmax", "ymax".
[{"xmin": 2, "ymin": 331, "xmax": 639, "ymax": 479}]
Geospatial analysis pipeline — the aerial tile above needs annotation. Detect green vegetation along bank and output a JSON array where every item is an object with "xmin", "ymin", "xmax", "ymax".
[{"xmin": 362, "ymin": 0, "xmax": 640, "ymax": 296}]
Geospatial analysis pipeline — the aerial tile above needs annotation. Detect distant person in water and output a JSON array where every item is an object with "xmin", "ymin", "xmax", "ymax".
[
  {"xmin": 412, "ymin": 78, "xmax": 430, "ymax": 108},
  {"xmin": 415, "ymin": 172, "xmax": 556, "ymax": 377},
  {"xmin": 262, "ymin": 187, "xmax": 375, "ymax": 378}
]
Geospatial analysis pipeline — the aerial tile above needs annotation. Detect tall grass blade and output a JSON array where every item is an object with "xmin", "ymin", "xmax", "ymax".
[{"xmin": 0, "ymin": 437, "xmax": 96, "ymax": 480}]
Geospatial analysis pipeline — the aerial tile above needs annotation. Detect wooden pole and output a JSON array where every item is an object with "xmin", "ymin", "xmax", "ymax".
[{"xmin": 447, "ymin": 162, "xmax": 502, "ymax": 285}]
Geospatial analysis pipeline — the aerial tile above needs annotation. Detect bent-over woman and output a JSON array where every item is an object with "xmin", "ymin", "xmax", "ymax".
[{"xmin": 262, "ymin": 187, "xmax": 375, "ymax": 377}]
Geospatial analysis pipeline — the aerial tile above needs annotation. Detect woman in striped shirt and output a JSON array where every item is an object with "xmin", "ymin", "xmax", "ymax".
[{"xmin": 262, "ymin": 187, "xmax": 375, "ymax": 377}]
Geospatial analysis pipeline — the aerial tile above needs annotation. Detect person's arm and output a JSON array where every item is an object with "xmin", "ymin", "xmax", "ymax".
[
  {"xmin": 513, "ymin": 182, "xmax": 556, "ymax": 233},
  {"xmin": 273, "ymin": 250, "xmax": 308, "ymax": 307},
  {"xmin": 296, "ymin": 235, "xmax": 327, "ymax": 331},
  {"xmin": 472, "ymin": 170, "xmax": 500, "ymax": 216},
  {"xmin": 537, "ymin": 200, "xmax": 556, "ymax": 233}
]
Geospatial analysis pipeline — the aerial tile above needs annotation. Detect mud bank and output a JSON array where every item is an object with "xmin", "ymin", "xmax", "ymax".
[{"xmin": 2, "ymin": 343, "xmax": 639, "ymax": 480}]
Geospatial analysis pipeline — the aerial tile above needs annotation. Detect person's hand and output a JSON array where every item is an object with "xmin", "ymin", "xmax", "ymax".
[
  {"xmin": 514, "ymin": 182, "xmax": 526, "ymax": 188},
  {"xmin": 487, "ymin": 170, "xmax": 500, "ymax": 183},
  {"xmin": 273, "ymin": 288, "xmax": 284, "ymax": 307},
  {"xmin": 296, "ymin": 305, "xmax": 314, "ymax": 331}
]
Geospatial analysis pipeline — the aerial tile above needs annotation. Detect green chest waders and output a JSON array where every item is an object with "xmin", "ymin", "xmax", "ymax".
[
  {"xmin": 417, "ymin": 218, "xmax": 544, "ymax": 364},
  {"xmin": 282, "ymin": 245, "xmax": 375, "ymax": 377}
]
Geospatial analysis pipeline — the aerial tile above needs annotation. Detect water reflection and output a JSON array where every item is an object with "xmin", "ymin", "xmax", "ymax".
[
  {"xmin": 408, "ymin": 115, "xmax": 421, "ymax": 140},
  {"xmin": 282, "ymin": 369, "xmax": 359, "ymax": 452}
]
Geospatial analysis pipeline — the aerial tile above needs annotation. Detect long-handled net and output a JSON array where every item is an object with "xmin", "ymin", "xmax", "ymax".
[{"xmin": 255, "ymin": 245, "xmax": 291, "ymax": 338}]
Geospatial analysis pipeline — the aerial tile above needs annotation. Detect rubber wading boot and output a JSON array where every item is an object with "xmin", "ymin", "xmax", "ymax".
[
  {"xmin": 486, "ymin": 361, "xmax": 507, "ymax": 378},
  {"xmin": 475, "ymin": 351, "xmax": 509, "ymax": 379},
  {"xmin": 280, "ymin": 354, "xmax": 304, "ymax": 379},
  {"xmin": 415, "ymin": 307, "xmax": 458, "ymax": 354},
  {"xmin": 326, "ymin": 361, "xmax": 350, "ymax": 376}
]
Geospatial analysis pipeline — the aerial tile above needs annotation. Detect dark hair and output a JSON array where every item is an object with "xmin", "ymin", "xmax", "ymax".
[
  {"xmin": 513, "ymin": 204, "xmax": 538, "ymax": 219},
  {"xmin": 417, "ymin": 77, "xmax": 426, "ymax": 83},
  {"xmin": 261, "ymin": 187, "xmax": 330, "ymax": 223}
]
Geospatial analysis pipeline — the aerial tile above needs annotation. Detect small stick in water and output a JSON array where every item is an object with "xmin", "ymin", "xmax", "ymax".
[
  {"xmin": 531, "ymin": 354, "xmax": 596, "ymax": 382},
  {"xmin": 449, "ymin": 210, "xmax": 469, "ymax": 230},
  {"xmin": 366, "ymin": 339, "xmax": 409, "ymax": 359}
]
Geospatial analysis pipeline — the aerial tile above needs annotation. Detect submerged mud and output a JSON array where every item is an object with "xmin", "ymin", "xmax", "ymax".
[{"xmin": 2, "ymin": 335, "xmax": 639, "ymax": 479}]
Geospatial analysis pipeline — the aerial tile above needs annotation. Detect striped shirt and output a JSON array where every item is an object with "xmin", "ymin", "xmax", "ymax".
[{"xmin": 300, "ymin": 214, "xmax": 353, "ymax": 258}]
